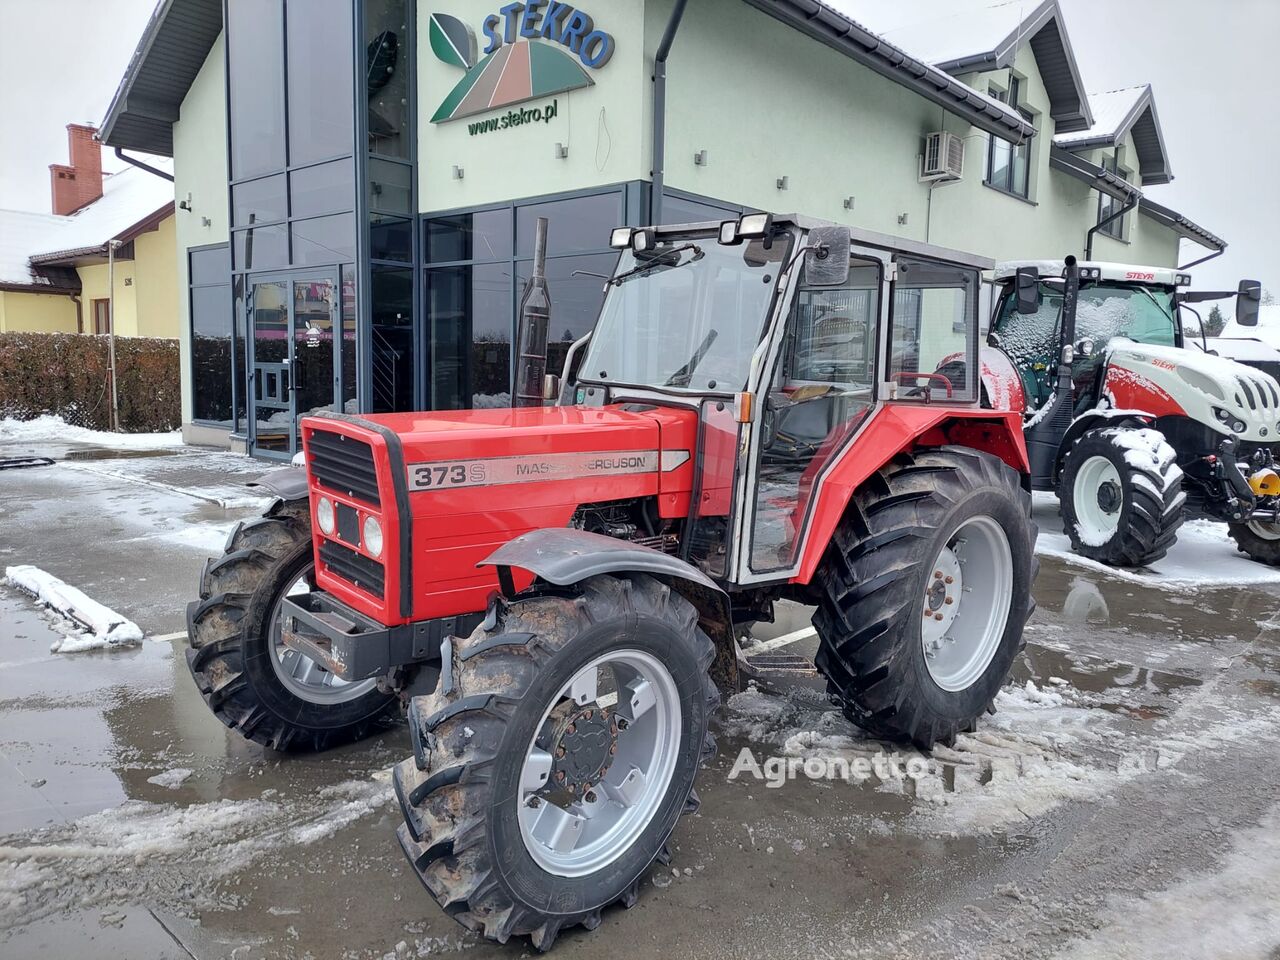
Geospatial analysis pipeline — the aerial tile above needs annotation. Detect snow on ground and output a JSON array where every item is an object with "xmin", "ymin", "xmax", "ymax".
[
  {"xmin": 1051, "ymin": 804, "xmax": 1280, "ymax": 960},
  {"xmin": 718, "ymin": 670, "xmax": 1278, "ymax": 837},
  {"xmin": 0, "ymin": 415, "xmax": 183, "ymax": 449},
  {"xmin": 1032, "ymin": 491, "xmax": 1280, "ymax": 588},
  {"xmin": 0, "ymin": 773, "xmax": 393, "ymax": 927},
  {"xmin": 4, "ymin": 564, "xmax": 143, "ymax": 652}
]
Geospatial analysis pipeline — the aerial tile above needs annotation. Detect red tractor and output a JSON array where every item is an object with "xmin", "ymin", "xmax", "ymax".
[{"xmin": 187, "ymin": 214, "xmax": 1037, "ymax": 949}]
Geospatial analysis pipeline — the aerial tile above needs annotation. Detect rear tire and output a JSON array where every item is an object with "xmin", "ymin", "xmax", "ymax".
[
  {"xmin": 813, "ymin": 446, "xmax": 1037, "ymax": 750},
  {"xmin": 1059, "ymin": 426, "xmax": 1185, "ymax": 567},
  {"xmin": 1228, "ymin": 520, "xmax": 1280, "ymax": 565},
  {"xmin": 185, "ymin": 499, "xmax": 397, "ymax": 752},
  {"xmin": 393, "ymin": 573, "xmax": 717, "ymax": 951}
]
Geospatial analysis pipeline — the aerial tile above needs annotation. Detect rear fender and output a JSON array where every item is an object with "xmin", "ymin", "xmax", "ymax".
[
  {"xmin": 978, "ymin": 345, "xmax": 1027, "ymax": 412},
  {"xmin": 793, "ymin": 406, "xmax": 1028, "ymax": 584},
  {"xmin": 481, "ymin": 528, "xmax": 738, "ymax": 687}
]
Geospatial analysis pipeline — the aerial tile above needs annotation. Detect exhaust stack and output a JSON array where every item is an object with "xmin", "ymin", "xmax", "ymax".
[{"xmin": 514, "ymin": 217, "xmax": 551, "ymax": 408}]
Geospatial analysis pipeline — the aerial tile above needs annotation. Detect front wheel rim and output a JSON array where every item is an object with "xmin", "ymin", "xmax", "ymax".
[
  {"xmin": 1073, "ymin": 455, "xmax": 1124, "ymax": 545},
  {"xmin": 516, "ymin": 649, "xmax": 682, "ymax": 878},
  {"xmin": 1246, "ymin": 520, "xmax": 1280, "ymax": 542},
  {"xmin": 267, "ymin": 566, "xmax": 379, "ymax": 704},
  {"xmin": 921, "ymin": 516, "xmax": 1014, "ymax": 692}
]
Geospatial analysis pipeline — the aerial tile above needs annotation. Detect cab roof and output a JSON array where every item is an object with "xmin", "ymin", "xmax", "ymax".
[{"xmin": 993, "ymin": 260, "xmax": 1186, "ymax": 286}]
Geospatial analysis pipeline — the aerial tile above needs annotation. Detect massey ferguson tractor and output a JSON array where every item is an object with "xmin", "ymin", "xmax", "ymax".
[
  {"xmin": 983, "ymin": 258, "xmax": 1276, "ymax": 567},
  {"xmin": 187, "ymin": 214, "xmax": 1037, "ymax": 950}
]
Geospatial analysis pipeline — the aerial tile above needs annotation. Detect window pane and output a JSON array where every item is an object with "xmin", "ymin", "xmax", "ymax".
[
  {"xmin": 515, "ymin": 253, "xmax": 614, "ymax": 379},
  {"xmin": 191, "ymin": 283, "xmax": 235, "ymax": 424},
  {"xmin": 365, "ymin": 0, "xmax": 410, "ymax": 158},
  {"xmin": 371, "ymin": 267, "xmax": 415, "ymax": 412},
  {"xmin": 1012, "ymin": 142, "xmax": 1029, "ymax": 197},
  {"xmin": 287, "ymin": 0, "xmax": 353, "ymax": 165},
  {"xmin": 228, "ymin": 0, "xmax": 285, "ymax": 180},
  {"xmin": 370, "ymin": 213, "xmax": 412, "ymax": 262},
  {"xmin": 368, "ymin": 158, "xmax": 412, "ymax": 213},
  {"xmin": 427, "ymin": 263, "xmax": 512, "ymax": 409},
  {"xmin": 516, "ymin": 193, "xmax": 620, "ymax": 257},
  {"xmin": 424, "ymin": 208, "xmax": 511, "ymax": 262},
  {"xmin": 189, "ymin": 244, "xmax": 230, "ymax": 285},
  {"xmin": 292, "ymin": 213, "xmax": 356, "ymax": 266},
  {"xmin": 888, "ymin": 257, "xmax": 978, "ymax": 401},
  {"xmin": 233, "ymin": 276, "xmax": 247, "ymax": 430},
  {"xmin": 232, "ymin": 175, "xmax": 287, "ymax": 227},
  {"xmin": 290, "ymin": 159, "xmax": 354, "ymax": 219},
  {"xmin": 989, "ymin": 138, "xmax": 1011, "ymax": 190},
  {"xmin": 233, "ymin": 223, "xmax": 288, "ymax": 271}
]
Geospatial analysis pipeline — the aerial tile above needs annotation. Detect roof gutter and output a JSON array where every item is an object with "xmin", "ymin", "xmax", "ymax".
[
  {"xmin": 741, "ymin": 0, "xmax": 1034, "ymax": 141},
  {"xmin": 114, "ymin": 146, "xmax": 174, "ymax": 182},
  {"xmin": 650, "ymin": 0, "xmax": 689, "ymax": 226}
]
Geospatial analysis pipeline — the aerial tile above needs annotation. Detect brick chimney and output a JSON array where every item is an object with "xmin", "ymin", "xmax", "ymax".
[{"xmin": 50, "ymin": 123, "xmax": 104, "ymax": 216}]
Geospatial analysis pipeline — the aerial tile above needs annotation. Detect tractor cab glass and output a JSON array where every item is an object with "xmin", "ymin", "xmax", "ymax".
[
  {"xmin": 992, "ymin": 282, "xmax": 1064, "ymax": 410},
  {"xmin": 1075, "ymin": 283, "xmax": 1177, "ymax": 350},
  {"xmin": 580, "ymin": 228, "xmax": 793, "ymax": 393}
]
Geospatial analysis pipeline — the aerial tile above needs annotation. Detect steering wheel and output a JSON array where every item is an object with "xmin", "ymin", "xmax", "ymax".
[{"xmin": 890, "ymin": 371, "xmax": 954, "ymax": 398}]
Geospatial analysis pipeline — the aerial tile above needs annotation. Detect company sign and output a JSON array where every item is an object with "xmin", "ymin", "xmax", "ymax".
[{"xmin": 429, "ymin": 4, "xmax": 615, "ymax": 124}]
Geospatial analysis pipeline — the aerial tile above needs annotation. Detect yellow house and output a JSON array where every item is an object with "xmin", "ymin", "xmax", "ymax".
[{"xmin": 0, "ymin": 124, "xmax": 176, "ymax": 337}]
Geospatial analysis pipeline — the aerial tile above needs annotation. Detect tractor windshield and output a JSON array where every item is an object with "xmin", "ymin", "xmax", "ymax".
[
  {"xmin": 581, "ymin": 230, "xmax": 794, "ymax": 392},
  {"xmin": 1075, "ymin": 282, "xmax": 1177, "ymax": 349}
]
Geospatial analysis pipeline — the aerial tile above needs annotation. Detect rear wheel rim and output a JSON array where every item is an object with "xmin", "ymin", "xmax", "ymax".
[
  {"xmin": 922, "ymin": 516, "xmax": 1014, "ymax": 692},
  {"xmin": 516, "ymin": 649, "xmax": 682, "ymax": 878},
  {"xmin": 1074, "ymin": 455, "xmax": 1123, "ymax": 544},
  {"xmin": 267, "ymin": 565, "xmax": 378, "ymax": 704}
]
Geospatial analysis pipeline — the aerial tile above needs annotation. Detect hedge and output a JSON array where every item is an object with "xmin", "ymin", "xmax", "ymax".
[{"xmin": 0, "ymin": 332, "xmax": 181, "ymax": 432}]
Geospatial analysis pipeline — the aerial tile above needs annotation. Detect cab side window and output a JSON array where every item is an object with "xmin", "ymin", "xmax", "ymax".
[
  {"xmin": 888, "ymin": 258, "xmax": 979, "ymax": 401},
  {"xmin": 993, "ymin": 283, "xmax": 1062, "ymax": 410}
]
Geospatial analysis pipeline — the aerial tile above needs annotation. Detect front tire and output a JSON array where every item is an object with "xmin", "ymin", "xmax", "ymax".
[
  {"xmin": 1059, "ymin": 426, "xmax": 1185, "ymax": 567},
  {"xmin": 1228, "ymin": 519, "xmax": 1280, "ymax": 565},
  {"xmin": 813, "ymin": 446, "xmax": 1037, "ymax": 749},
  {"xmin": 186, "ymin": 500, "xmax": 398, "ymax": 752},
  {"xmin": 393, "ymin": 574, "xmax": 717, "ymax": 951}
]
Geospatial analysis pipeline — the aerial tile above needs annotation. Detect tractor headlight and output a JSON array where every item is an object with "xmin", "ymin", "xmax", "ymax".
[
  {"xmin": 316, "ymin": 497, "xmax": 335, "ymax": 535},
  {"xmin": 609, "ymin": 226, "xmax": 633, "ymax": 249},
  {"xmin": 362, "ymin": 516, "xmax": 384, "ymax": 558}
]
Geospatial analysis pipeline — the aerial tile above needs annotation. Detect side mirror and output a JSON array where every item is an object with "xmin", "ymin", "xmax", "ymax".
[
  {"xmin": 1015, "ymin": 266, "xmax": 1041, "ymax": 314},
  {"xmin": 1236, "ymin": 280, "xmax": 1262, "ymax": 327},
  {"xmin": 542, "ymin": 374, "xmax": 561, "ymax": 402},
  {"xmin": 804, "ymin": 226, "xmax": 851, "ymax": 286}
]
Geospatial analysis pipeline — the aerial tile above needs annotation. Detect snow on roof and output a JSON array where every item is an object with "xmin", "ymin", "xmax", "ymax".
[
  {"xmin": 0, "ymin": 158, "xmax": 173, "ymax": 288},
  {"xmin": 831, "ymin": 0, "xmax": 1040, "ymax": 68},
  {"xmin": 1053, "ymin": 85, "xmax": 1148, "ymax": 145}
]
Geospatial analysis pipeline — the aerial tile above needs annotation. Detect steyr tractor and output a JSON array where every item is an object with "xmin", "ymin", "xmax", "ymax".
[
  {"xmin": 187, "ymin": 214, "xmax": 1037, "ymax": 950},
  {"xmin": 983, "ymin": 258, "xmax": 1276, "ymax": 567}
]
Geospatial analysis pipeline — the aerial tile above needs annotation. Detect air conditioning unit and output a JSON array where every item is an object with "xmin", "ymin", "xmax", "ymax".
[{"xmin": 920, "ymin": 131, "xmax": 964, "ymax": 182}]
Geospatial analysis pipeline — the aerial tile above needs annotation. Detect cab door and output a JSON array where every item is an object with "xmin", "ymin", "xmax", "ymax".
[{"xmin": 736, "ymin": 247, "xmax": 889, "ymax": 583}]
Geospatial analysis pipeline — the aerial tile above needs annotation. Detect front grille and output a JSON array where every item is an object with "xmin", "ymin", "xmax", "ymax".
[
  {"xmin": 319, "ymin": 540, "xmax": 385, "ymax": 598},
  {"xmin": 309, "ymin": 430, "xmax": 381, "ymax": 505}
]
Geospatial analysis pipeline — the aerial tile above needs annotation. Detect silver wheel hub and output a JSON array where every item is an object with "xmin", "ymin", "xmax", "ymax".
[
  {"xmin": 921, "ymin": 516, "xmax": 1014, "ymax": 693},
  {"xmin": 517, "ymin": 649, "xmax": 681, "ymax": 878},
  {"xmin": 268, "ymin": 568, "xmax": 378, "ymax": 704}
]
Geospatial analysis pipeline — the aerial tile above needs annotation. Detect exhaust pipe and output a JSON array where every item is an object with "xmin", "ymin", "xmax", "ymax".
[{"xmin": 514, "ymin": 217, "xmax": 551, "ymax": 408}]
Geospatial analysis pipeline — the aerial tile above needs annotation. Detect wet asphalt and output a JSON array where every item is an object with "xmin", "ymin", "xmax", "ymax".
[{"xmin": 1, "ymin": 438, "xmax": 1278, "ymax": 959}]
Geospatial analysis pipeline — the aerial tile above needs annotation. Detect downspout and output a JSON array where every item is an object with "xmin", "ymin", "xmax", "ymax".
[
  {"xmin": 650, "ymin": 0, "xmax": 689, "ymax": 226},
  {"xmin": 70, "ymin": 292, "xmax": 83, "ymax": 334},
  {"xmin": 1085, "ymin": 190, "xmax": 1138, "ymax": 261},
  {"xmin": 107, "ymin": 240, "xmax": 122, "ymax": 432},
  {"xmin": 113, "ymin": 146, "xmax": 174, "ymax": 182}
]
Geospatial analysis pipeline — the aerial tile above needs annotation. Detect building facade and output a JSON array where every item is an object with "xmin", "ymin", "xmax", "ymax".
[{"xmin": 99, "ymin": 0, "xmax": 1224, "ymax": 458}]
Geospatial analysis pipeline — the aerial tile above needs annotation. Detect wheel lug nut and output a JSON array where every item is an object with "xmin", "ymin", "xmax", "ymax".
[
  {"xmin": 944, "ymin": 597, "xmax": 953, "ymax": 605},
  {"xmin": 944, "ymin": 576, "xmax": 954, "ymax": 584},
  {"xmin": 609, "ymin": 743, "xmax": 617, "ymax": 755},
  {"xmin": 556, "ymin": 770, "xmax": 566, "ymax": 782},
  {"xmin": 556, "ymin": 747, "xmax": 566, "ymax": 758},
  {"xmin": 585, "ymin": 790, "xmax": 597, "ymax": 803},
  {"xmin": 934, "ymin": 613, "xmax": 944, "ymax": 621},
  {"xmin": 527, "ymin": 796, "xmax": 541, "ymax": 808},
  {"xmin": 934, "ymin": 570, "xmax": 943, "ymax": 578},
  {"xmin": 584, "ymin": 710, "xmax": 593, "ymax": 720},
  {"xmin": 566, "ymin": 723, "xmax": 576, "ymax": 735}
]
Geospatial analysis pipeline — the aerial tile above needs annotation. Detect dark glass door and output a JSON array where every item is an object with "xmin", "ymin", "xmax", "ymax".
[{"xmin": 248, "ymin": 273, "xmax": 340, "ymax": 458}]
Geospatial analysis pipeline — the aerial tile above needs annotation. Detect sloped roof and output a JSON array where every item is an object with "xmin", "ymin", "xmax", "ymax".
[
  {"xmin": 833, "ymin": 0, "xmax": 1093, "ymax": 132},
  {"xmin": 0, "ymin": 161, "xmax": 174, "ymax": 290},
  {"xmin": 99, "ymin": 0, "xmax": 223, "ymax": 156},
  {"xmin": 1054, "ymin": 85, "xmax": 1173, "ymax": 185}
]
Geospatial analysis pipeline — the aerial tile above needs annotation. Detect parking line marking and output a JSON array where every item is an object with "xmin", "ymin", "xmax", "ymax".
[
  {"xmin": 151, "ymin": 631, "xmax": 186, "ymax": 643},
  {"xmin": 745, "ymin": 626, "xmax": 817, "ymax": 655}
]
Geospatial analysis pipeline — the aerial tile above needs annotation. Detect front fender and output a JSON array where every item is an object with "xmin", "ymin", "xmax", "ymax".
[
  {"xmin": 481, "ymin": 528, "xmax": 737, "ymax": 687},
  {"xmin": 248, "ymin": 465, "xmax": 309, "ymax": 501}
]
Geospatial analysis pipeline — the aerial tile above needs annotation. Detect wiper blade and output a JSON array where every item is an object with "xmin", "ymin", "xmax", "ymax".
[
  {"xmin": 1131, "ymin": 284, "xmax": 1175, "ymax": 325},
  {"xmin": 664, "ymin": 329, "xmax": 719, "ymax": 387},
  {"xmin": 607, "ymin": 243, "xmax": 703, "ymax": 287}
]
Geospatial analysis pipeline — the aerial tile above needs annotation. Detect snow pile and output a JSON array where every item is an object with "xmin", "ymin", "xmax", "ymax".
[
  {"xmin": 0, "ymin": 415, "xmax": 183, "ymax": 449},
  {"xmin": 146, "ymin": 768, "xmax": 194, "ymax": 790},
  {"xmin": 4, "ymin": 564, "xmax": 143, "ymax": 652},
  {"xmin": 0, "ymin": 774, "xmax": 393, "ymax": 928}
]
